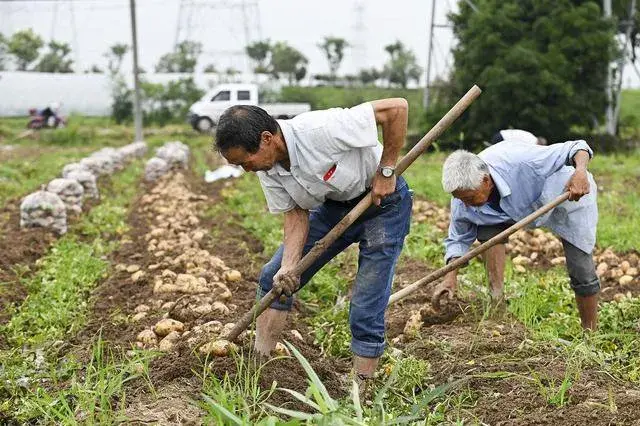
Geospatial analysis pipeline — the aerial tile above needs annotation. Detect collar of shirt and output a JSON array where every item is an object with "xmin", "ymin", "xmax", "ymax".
[
  {"xmin": 488, "ymin": 165, "xmax": 512, "ymax": 198},
  {"xmin": 266, "ymin": 120, "xmax": 298, "ymax": 177},
  {"xmin": 468, "ymin": 166, "xmax": 513, "ymax": 217}
]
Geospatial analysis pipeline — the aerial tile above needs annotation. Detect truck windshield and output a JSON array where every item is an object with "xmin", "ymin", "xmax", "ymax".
[{"xmin": 211, "ymin": 91, "xmax": 230, "ymax": 101}]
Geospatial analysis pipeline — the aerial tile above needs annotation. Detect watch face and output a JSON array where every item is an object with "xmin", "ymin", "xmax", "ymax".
[{"xmin": 382, "ymin": 167, "xmax": 393, "ymax": 177}]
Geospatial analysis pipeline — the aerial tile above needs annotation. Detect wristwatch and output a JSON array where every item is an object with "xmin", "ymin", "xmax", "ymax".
[{"xmin": 379, "ymin": 166, "xmax": 395, "ymax": 178}]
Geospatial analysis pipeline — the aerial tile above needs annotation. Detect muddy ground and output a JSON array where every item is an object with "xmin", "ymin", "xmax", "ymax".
[{"xmin": 2, "ymin": 162, "xmax": 640, "ymax": 424}]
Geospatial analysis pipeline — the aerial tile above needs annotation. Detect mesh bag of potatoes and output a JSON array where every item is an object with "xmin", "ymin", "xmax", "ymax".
[
  {"xmin": 80, "ymin": 154, "xmax": 116, "ymax": 176},
  {"xmin": 20, "ymin": 190, "xmax": 68, "ymax": 235},
  {"xmin": 156, "ymin": 141, "xmax": 190, "ymax": 169},
  {"xmin": 46, "ymin": 178, "xmax": 84, "ymax": 214},
  {"xmin": 65, "ymin": 170, "xmax": 99, "ymax": 199},
  {"xmin": 144, "ymin": 157, "xmax": 170, "ymax": 182},
  {"xmin": 62, "ymin": 162, "xmax": 91, "ymax": 178}
]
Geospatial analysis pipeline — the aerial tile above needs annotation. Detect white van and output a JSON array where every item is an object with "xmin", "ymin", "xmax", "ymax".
[{"xmin": 187, "ymin": 83, "xmax": 311, "ymax": 132}]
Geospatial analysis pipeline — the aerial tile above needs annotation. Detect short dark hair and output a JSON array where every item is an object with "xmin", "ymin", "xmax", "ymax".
[{"xmin": 214, "ymin": 105, "xmax": 279, "ymax": 154}]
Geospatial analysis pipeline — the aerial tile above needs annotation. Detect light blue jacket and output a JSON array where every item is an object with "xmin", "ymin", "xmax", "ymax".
[{"xmin": 444, "ymin": 140, "xmax": 598, "ymax": 262}]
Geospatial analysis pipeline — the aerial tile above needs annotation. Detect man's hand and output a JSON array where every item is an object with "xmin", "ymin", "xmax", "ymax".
[
  {"xmin": 431, "ymin": 275, "xmax": 457, "ymax": 309},
  {"xmin": 371, "ymin": 172, "xmax": 396, "ymax": 206},
  {"xmin": 565, "ymin": 169, "xmax": 590, "ymax": 201},
  {"xmin": 273, "ymin": 268, "xmax": 300, "ymax": 297}
]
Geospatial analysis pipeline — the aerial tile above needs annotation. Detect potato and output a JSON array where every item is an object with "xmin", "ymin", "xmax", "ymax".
[
  {"xmin": 620, "ymin": 261, "xmax": 631, "ymax": 273},
  {"xmin": 223, "ymin": 270, "xmax": 242, "ymax": 282},
  {"xmin": 290, "ymin": 329, "xmax": 304, "ymax": 342},
  {"xmin": 134, "ymin": 304, "xmax": 150, "ymax": 313},
  {"xmin": 199, "ymin": 339, "xmax": 237, "ymax": 357},
  {"xmin": 613, "ymin": 293, "xmax": 626, "ymax": 303},
  {"xmin": 132, "ymin": 312, "xmax": 147, "ymax": 322},
  {"xmin": 136, "ymin": 329, "xmax": 157, "ymax": 346},
  {"xmin": 131, "ymin": 270, "xmax": 146, "ymax": 283},
  {"xmin": 274, "ymin": 342, "xmax": 290, "ymax": 356},
  {"xmin": 596, "ymin": 262, "xmax": 609, "ymax": 277},
  {"xmin": 514, "ymin": 265, "xmax": 526, "ymax": 273},
  {"xmin": 403, "ymin": 310, "xmax": 422, "ymax": 338},
  {"xmin": 619, "ymin": 275, "xmax": 634, "ymax": 286},
  {"xmin": 212, "ymin": 302, "xmax": 230, "ymax": 315},
  {"xmin": 512, "ymin": 255, "xmax": 531, "ymax": 266},
  {"xmin": 159, "ymin": 331, "xmax": 181, "ymax": 352},
  {"xmin": 154, "ymin": 318, "xmax": 185, "ymax": 337}
]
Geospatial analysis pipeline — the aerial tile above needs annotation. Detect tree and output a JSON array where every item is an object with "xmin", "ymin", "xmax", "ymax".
[
  {"xmin": 270, "ymin": 42, "xmax": 308, "ymax": 84},
  {"xmin": 34, "ymin": 40, "xmax": 74, "ymax": 73},
  {"xmin": 448, "ymin": 0, "xmax": 615, "ymax": 145},
  {"xmin": 203, "ymin": 63, "xmax": 217, "ymax": 73},
  {"xmin": 318, "ymin": 36, "xmax": 349, "ymax": 80},
  {"xmin": 246, "ymin": 40, "xmax": 271, "ymax": 74},
  {"xmin": 86, "ymin": 65, "xmax": 103, "ymax": 73},
  {"xmin": 382, "ymin": 41, "xmax": 422, "ymax": 88},
  {"xmin": 105, "ymin": 43, "xmax": 129, "ymax": 75},
  {"xmin": 155, "ymin": 40, "xmax": 202, "ymax": 73},
  {"xmin": 7, "ymin": 29, "xmax": 43, "ymax": 71},
  {"xmin": 358, "ymin": 67, "xmax": 381, "ymax": 86},
  {"xmin": 0, "ymin": 33, "xmax": 7, "ymax": 71}
]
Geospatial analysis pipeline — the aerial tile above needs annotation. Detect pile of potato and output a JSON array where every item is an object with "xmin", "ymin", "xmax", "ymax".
[
  {"xmin": 412, "ymin": 199, "xmax": 450, "ymax": 231},
  {"xmin": 132, "ymin": 171, "xmax": 243, "ymax": 356},
  {"xmin": 412, "ymin": 198, "xmax": 639, "ymax": 287}
]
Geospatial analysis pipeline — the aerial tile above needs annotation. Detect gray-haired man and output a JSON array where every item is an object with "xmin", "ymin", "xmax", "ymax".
[{"xmin": 434, "ymin": 140, "xmax": 599, "ymax": 329}]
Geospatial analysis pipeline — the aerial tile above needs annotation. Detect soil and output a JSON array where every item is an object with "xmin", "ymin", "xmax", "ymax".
[
  {"xmin": 0, "ymin": 201, "xmax": 56, "ymax": 331},
  {"xmin": 3, "ymin": 161, "xmax": 640, "ymax": 424},
  {"xmin": 70, "ymin": 169, "xmax": 350, "ymax": 424},
  {"xmin": 0, "ymin": 175, "xmax": 114, "ymax": 333}
]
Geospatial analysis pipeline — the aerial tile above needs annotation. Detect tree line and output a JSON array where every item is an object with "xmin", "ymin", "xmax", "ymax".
[{"xmin": 0, "ymin": 29, "xmax": 422, "ymax": 89}]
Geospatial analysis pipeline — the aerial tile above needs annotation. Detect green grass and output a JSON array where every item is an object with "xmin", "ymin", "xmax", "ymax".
[
  {"xmin": 279, "ymin": 86, "xmax": 425, "ymax": 132},
  {"xmin": 402, "ymin": 152, "xmax": 451, "ymax": 207},
  {"xmin": 13, "ymin": 337, "xmax": 155, "ymax": 424},
  {"xmin": 0, "ymin": 160, "xmax": 145, "ymax": 422},
  {"xmin": 0, "ymin": 148, "xmax": 92, "ymax": 206},
  {"xmin": 619, "ymin": 89, "xmax": 640, "ymax": 136},
  {"xmin": 589, "ymin": 151, "xmax": 640, "ymax": 252}
]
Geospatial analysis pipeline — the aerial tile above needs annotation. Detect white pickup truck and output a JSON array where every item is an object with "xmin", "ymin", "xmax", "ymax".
[{"xmin": 187, "ymin": 83, "xmax": 311, "ymax": 132}]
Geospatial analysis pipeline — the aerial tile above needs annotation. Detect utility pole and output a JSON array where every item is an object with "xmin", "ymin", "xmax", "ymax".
[
  {"xmin": 604, "ymin": 0, "xmax": 615, "ymax": 135},
  {"xmin": 423, "ymin": 0, "xmax": 436, "ymax": 109},
  {"xmin": 130, "ymin": 0, "xmax": 143, "ymax": 141}
]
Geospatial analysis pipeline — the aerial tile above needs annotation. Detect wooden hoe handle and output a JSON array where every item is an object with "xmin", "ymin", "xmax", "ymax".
[
  {"xmin": 388, "ymin": 192, "xmax": 572, "ymax": 305},
  {"xmin": 225, "ymin": 85, "xmax": 482, "ymax": 342}
]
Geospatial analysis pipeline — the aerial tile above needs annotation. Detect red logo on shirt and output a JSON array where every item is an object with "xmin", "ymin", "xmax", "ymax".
[{"xmin": 323, "ymin": 164, "xmax": 337, "ymax": 181}]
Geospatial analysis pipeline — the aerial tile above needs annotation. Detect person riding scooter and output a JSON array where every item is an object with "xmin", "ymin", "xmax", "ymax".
[{"xmin": 27, "ymin": 102, "xmax": 66, "ymax": 129}]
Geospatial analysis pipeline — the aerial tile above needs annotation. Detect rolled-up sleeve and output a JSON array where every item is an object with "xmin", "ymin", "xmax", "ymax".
[
  {"xmin": 444, "ymin": 199, "xmax": 477, "ymax": 263},
  {"xmin": 257, "ymin": 172, "xmax": 296, "ymax": 214},
  {"xmin": 531, "ymin": 140, "xmax": 593, "ymax": 178}
]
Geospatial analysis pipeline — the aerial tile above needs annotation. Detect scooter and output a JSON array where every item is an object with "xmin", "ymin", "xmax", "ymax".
[{"xmin": 27, "ymin": 107, "xmax": 67, "ymax": 130}]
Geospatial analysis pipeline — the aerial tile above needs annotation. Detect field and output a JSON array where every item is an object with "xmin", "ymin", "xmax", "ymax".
[{"xmin": 0, "ymin": 115, "xmax": 639, "ymax": 425}]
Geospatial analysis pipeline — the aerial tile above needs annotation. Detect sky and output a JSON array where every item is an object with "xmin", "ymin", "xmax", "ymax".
[
  {"xmin": 0, "ymin": 0, "xmax": 458, "ymax": 82},
  {"xmin": 2, "ymin": 0, "xmax": 638, "ymax": 88}
]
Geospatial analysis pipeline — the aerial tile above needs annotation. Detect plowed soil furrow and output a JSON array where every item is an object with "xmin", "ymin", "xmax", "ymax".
[{"xmin": 73, "ymin": 168, "xmax": 349, "ymax": 424}]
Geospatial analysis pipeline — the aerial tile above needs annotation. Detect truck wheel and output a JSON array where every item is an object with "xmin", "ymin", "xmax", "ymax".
[{"xmin": 196, "ymin": 117, "xmax": 214, "ymax": 133}]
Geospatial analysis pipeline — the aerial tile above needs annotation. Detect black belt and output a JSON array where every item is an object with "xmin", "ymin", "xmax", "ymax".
[{"xmin": 325, "ymin": 189, "xmax": 370, "ymax": 208}]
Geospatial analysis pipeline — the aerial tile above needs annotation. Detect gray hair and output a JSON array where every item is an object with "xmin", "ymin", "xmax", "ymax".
[{"xmin": 441, "ymin": 150, "xmax": 489, "ymax": 193}]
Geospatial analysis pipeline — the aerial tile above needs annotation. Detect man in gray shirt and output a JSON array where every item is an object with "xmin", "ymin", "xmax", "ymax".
[{"xmin": 215, "ymin": 99, "xmax": 412, "ymax": 382}]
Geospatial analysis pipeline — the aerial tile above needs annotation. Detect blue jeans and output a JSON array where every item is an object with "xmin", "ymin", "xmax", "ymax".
[{"xmin": 257, "ymin": 177, "xmax": 412, "ymax": 358}]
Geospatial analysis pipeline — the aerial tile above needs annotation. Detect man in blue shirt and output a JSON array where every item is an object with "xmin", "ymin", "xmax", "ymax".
[{"xmin": 434, "ymin": 140, "xmax": 599, "ymax": 330}]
